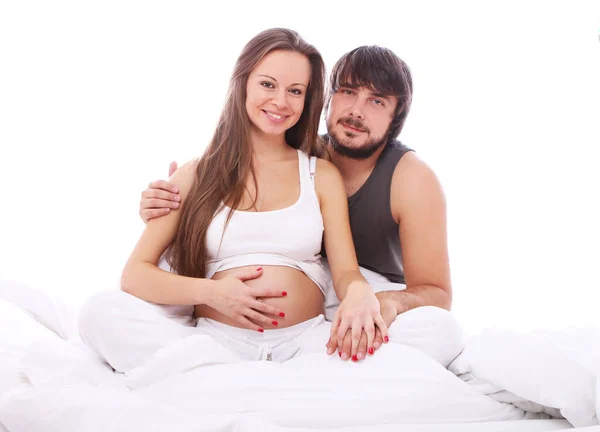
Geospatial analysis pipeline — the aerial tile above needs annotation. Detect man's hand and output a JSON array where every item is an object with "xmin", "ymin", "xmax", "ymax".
[
  {"xmin": 326, "ymin": 292, "xmax": 398, "ymax": 361},
  {"xmin": 139, "ymin": 162, "xmax": 180, "ymax": 224}
]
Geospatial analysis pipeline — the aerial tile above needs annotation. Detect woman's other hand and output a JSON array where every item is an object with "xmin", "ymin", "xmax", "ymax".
[{"xmin": 329, "ymin": 282, "xmax": 389, "ymax": 361}]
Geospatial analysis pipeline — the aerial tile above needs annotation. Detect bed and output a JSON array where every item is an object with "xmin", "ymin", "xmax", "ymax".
[{"xmin": 1, "ymin": 279, "xmax": 598, "ymax": 432}]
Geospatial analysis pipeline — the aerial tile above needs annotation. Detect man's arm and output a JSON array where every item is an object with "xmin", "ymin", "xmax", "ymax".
[
  {"xmin": 387, "ymin": 151, "xmax": 452, "ymax": 314},
  {"xmin": 327, "ymin": 152, "xmax": 452, "ymax": 361},
  {"xmin": 376, "ymin": 286, "xmax": 450, "ymax": 315}
]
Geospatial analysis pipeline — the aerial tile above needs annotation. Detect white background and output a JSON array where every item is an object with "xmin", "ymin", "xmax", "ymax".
[{"xmin": 1, "ymin": 0, "xmax": 599, "ymax": 334}]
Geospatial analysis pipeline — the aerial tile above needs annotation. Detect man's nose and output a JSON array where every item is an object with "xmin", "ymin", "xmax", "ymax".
[{"xmin": 348, "ymin": 100, "xmax": 364, "ymax": 119}]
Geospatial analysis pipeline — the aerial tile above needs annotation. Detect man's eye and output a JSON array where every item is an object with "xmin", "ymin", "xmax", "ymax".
[{"xmin": 373, "ymin": 99, "xmax": 384, "ymax": 106}]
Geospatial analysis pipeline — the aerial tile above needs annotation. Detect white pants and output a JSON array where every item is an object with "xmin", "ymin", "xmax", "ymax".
[{"xmin": 78, "ymin": 290, "xmax": 465, "ymax": 374}]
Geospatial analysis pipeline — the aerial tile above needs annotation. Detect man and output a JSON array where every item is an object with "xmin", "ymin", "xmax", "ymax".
[{"xmin": 140, "ymin": 45, "xmax": 460, "ymax": 364}]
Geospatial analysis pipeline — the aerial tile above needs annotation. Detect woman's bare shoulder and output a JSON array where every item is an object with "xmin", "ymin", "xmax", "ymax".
[{"xmin": 315, "ymin": 157, "xmax": 339, "ymax": 174}]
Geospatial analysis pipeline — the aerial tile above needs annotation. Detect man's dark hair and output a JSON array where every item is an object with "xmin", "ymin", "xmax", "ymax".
[{"xmin": 325, "ymin": 46, "xmax": 413, "ymax": 140}]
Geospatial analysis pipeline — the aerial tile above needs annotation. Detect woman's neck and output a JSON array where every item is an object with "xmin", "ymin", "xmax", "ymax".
[{"xmin": 249, "ymin": 128, "xmax": 291, "ymax": 161}]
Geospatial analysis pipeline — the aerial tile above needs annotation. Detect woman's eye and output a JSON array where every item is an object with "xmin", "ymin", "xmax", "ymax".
[
  {"xmin": 261, "ymin": 81, "xmax": 275, "ymax": 89},
  {"xmin": 290, "ymin": 89, "xmax": 303, "ymax": 95}
]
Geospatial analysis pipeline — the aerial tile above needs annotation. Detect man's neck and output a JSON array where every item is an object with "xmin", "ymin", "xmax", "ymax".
[{"xmin": 326, "ymin": 139, "xmax": 387, "ymax": 197}]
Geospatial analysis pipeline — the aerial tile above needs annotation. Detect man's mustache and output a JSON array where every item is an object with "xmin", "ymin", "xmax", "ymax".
[{"xmin": 338, "ymin": 117, "xmax": 368, "ymax": 133}]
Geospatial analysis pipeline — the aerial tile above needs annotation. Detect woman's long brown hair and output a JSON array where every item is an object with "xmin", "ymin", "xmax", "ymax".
[{"xmin": 168, "ymin": 28, "xmax": 326, "ymax": 278}]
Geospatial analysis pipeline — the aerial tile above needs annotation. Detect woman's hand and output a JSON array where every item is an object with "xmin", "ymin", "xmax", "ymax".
[
  {"xmin": 205, "ymin": 268, "xmax": 288, "ymax": 332},
  {"xmin": 327, "ymin": 292, "xmax": 395, "ymax": 360},
  {"xmin": 330, "ymin": 282, "xmax": 389, "ymax": 359}
]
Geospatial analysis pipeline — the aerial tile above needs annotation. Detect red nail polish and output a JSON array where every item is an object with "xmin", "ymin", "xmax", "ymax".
[
  {"xmin": 272, "ymin": 321, "xmax": 278, "ymax": 326},
  {"xmin": 256, "ymin": 267, "xmax": 263, "ymax": 271},
  {"xmin": 368, "ymin": 347, "xmax": 374, "ymax": 355},
  {"xmin": 338, "ymin": 351, "xmax": 342, "ymax": 358},
  {"xmin": 384, "ymin": 336, "xmax": 389, "ymax": 343},
  {"xmin": 351, "ymin": 355, "xmax": 358, "ymax": 362},
  {"xmin": 282, "ymin": 291, "xmax": 287, "ymax": 297},
  {"xmin": 279, "ymin": 312, "xmax": 285, "ymax": 318},
  {"xmin": 258, "ymin": 328, "xmax": 264, "ymax": 333}
]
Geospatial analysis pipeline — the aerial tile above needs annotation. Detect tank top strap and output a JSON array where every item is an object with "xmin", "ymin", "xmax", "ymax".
[
  {"xmin": 309, "ymin": 155, "xmax": 317, "ymax": 188},
  {"xmin": 296, "ymin": 150, "xmax": 313, "ymax": 191}
]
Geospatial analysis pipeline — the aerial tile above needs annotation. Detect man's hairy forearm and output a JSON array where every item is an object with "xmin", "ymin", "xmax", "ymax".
[{"xmin": 377, "ymin": 285, "xmax": 452, "ymax": 315}]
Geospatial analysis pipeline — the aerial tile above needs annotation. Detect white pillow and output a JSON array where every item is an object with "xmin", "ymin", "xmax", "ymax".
[
  {"xmin": 0, "ymin": 299, "xmax": 62, "ymax": 396},
  {"xmin": 449, "ymin": 327, "xmax": 598, "ymax": 427},
  {"xmin": 0, "ymin": 279, "xmax": 76, "ymax": 340}
]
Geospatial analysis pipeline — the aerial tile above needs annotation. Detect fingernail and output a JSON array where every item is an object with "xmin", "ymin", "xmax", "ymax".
[
  {"xmin": 374, "ymin": 342, "xmax": 381, "ymax": 349},
  {"xmin": 342, "ymin": 353, "xmax": 349, "ymax": 360},
  {"xmin": 172, "ymin": 187, "xmax": 179, "ymax": 193},
  {"xmin": 279, "ymin": 312, "xmax": 285, "ymax": 318},
  {"xmin": 258, "ymin": 328, "xmax": 264, "ymax": 333},
  {"xmin": 282, "ymin": 291, "xmax": 287, "ymax": 297},
  {"xmin": 357, "ymin": 352, "xmax": 364, "ymax": 360},
  {"xmin": 351, "ymin": 355, "xmax": 358, "ymax": 362},
  {"xmin": 272, "ymin": 321, "xmax": 278, "ymax": 326},
  {"xmin": 173, "ymin": 202, "xmax": 179, "ymax": 207},
  {"xmin": 338, "ymin": 351, "xmax": 342, "ymax": 358},
  {"xmin": 384, "ymin": 336, "xmax": 389, "ymax": 343},
  {"xmin": 368, "ymin": 347, "xmax": 374, "ymax": 355},
  {"xmin": 256, "ymin": 267, "xmax": 263, "ymax": 271}
]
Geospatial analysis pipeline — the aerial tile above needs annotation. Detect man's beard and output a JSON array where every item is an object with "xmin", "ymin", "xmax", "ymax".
[{"xmin": 327, "ymin": 117, "xmax": 389, "ymax": 160}]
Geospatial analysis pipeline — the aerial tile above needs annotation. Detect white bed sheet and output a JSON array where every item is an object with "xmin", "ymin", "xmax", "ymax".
[
  {"xmin": 247, "ymin": 422, "xmax": 590, "ymax": 432},
  {"xmin": 1, "ymin": 281, "xmax": 598, "ymax": 432}
]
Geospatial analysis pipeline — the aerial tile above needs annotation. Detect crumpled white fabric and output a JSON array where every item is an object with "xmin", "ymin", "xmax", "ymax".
[
  {"xmin": 448, "ymin": 326, "xmax": 600, "ymax": 427},
  {"xmin": 0, "ymin": 335, "xmax": 535, "ymax": 432}
]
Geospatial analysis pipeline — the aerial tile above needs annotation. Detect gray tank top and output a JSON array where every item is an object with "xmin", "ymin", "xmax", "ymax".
[{"xmin": 346, "ymin": 140, "xmax": 414, "ymax": 283}]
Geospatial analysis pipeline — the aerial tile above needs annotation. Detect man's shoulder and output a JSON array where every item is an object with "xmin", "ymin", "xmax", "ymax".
[
  {"xmin": 392, "ymin": 150, "xmax": 436, "ymax": 183},
  {"xmin": 387, "ymin": 139, "xmax": 415, "ymax": 156},
  {"xmin": 390, "ymin": 150, "xmax": 444, "ymax": 212}
]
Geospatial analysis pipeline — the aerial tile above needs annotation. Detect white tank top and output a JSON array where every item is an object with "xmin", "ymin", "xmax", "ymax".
[{"xmin": 205, "ymin": 150, "xmax": 328, "ymax": 294}]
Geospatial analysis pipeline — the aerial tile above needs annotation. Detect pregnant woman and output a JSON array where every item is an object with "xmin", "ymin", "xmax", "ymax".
[{"xmin": 79, "ymin": 27, "xmax": 388, "ymax": 373}]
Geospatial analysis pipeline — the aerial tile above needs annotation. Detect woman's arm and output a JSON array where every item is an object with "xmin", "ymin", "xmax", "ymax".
[
  {"xmin": 121, "ymin": 159, "xmax": 286, "ymax": 331},
  {"xmin": 314, "ymin": 159, "xmax": 365, "ymax": 299},
  {"xmin": 314, "ymin": 159, "xmax": 388, "ymax": 356},
  {"xmin": 120, "ymin": 159, "xmax": 215, "ymax": 305}
]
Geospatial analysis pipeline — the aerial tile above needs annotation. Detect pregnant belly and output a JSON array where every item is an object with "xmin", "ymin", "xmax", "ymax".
[{"xmin": 195, "ymin": 265, "xmax": 325, "ymax": 329}]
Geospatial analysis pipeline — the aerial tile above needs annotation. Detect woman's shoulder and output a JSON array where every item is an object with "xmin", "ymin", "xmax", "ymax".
[
  {"xmin": 313, "ymin": 157, "xmax": 343, "ymax": 196},
  {"xmin": 315, "ymin": 157, "xmax": 339, "ymax": 176},
  {"xmin": 296, "ymin": 148, "xmax": 340, "ymax": 182}
]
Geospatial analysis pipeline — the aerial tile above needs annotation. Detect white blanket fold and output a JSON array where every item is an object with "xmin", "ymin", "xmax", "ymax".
[
  {"xmin": 1, "ymin": 337, "xmax": 535, "ymax": 432},
  {"xmin": 448, "ymin": 327, "xmax": 600, "ymax": 427}
]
